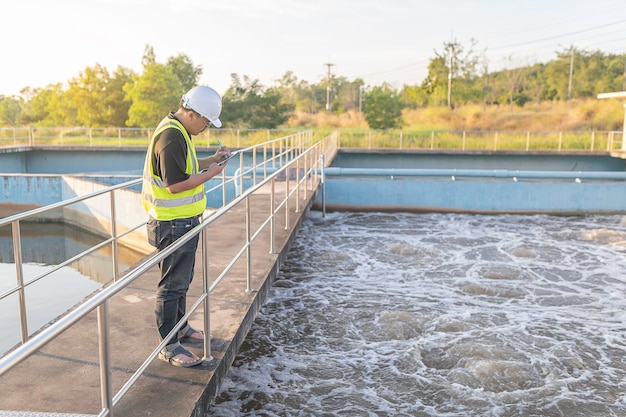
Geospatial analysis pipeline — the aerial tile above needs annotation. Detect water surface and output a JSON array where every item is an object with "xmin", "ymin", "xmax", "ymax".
[{"xmin": 209, "ymin": 212, "xmax": 626, "ymax": 417}]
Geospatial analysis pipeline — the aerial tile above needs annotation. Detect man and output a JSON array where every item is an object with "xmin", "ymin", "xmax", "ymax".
[{"xmin": 142, "ymin": 85, "xmax": 230, "ymax": 367}]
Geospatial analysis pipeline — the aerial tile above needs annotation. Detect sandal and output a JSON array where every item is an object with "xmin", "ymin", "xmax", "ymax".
[
  {"xmin": 158, "ymin": 344, "xmax": 202, "ymax": 368},
  {"xmin": 178, "ymin": 326, "xmax": 205, "ymax": 345}
]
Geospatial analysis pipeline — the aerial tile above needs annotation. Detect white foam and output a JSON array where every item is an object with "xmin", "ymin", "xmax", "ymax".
[{"xmin": 209, "ymin": 213, "xmax": 626, "ymax": 416}]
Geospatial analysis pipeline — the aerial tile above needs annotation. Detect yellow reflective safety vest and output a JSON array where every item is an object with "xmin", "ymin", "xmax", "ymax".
[{"xmin": 141, "ymin": 117, "xmax": 206, "ymax": 221}]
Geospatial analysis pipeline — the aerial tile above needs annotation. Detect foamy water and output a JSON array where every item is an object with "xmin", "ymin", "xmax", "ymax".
[{"xmin": 208, "ymin": 212, "xmax": 626, "ymax": 417}]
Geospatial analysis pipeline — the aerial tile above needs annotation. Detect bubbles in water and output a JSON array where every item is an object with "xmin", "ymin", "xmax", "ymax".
[{"xmin": 208, "ymin": 213, "xmax": 626, "ymax": 417}]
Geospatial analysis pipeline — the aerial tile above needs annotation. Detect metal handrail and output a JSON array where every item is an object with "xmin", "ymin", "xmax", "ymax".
[{"xmin": 0, "ymin": 129, "xmax": 335, "ymax": 417}]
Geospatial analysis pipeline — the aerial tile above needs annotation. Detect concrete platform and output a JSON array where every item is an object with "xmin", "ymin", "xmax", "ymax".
[{"xmin": 0, "ymin": 181, "xmax": 318, "ymax": 417}]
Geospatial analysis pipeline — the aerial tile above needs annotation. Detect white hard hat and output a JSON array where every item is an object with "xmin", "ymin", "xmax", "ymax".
[{"xmin": 181, "ymin": 86, "xmax": 223, "ymax": 128}]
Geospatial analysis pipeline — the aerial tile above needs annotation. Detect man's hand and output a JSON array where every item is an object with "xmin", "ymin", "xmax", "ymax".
[{"xmin": 214, "ymin": 146, "xmax": 232, "ymax": 163}]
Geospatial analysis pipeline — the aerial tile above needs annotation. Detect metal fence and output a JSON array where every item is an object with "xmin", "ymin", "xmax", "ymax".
[
  {"xmin": 0, "ymin": 127, "xmax": 304, "ymax": 148},
  {"xmin": 1, "ymin": 127, "xmax": 623, "ymax": 152},
  {"xmin": 335, "ymin": 129, "xmax": 624, "ymax": 152},
  {"xmin": 0, "ymin": 129, "xmax": 337, "ymax": 416}
]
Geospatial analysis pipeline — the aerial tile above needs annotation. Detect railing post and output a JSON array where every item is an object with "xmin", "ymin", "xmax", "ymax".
[
  {"xmin": 526, "ymin": 132, "xmax": 530, "ymax": 151},
  {"xmin": 295, "ymin": 158, "xmax": 300, "ymax": 213},
  {"xmin": 462, "ymin": 131, "xmax": 466, "ymax": 150},
  {"xmin": 245, "ymin": 195, "xmax": 253, "ymax": 293},
  {"xmin": 430, "ymin": 131, "xmax": 434, "ymax": 150},
  {"xmin": 97, "ymin": 301, "xmax": 113, "ymax": 416},
  {"xmin": 494, "ymin": 132, "xmax": 498, "ymax": 151},
  {"xmin": 221, "ymin": 169, "xmax": 227, "ymax": 206},
  {"xmin": 263, "ymin": 144, "xmax": 268, "ymax": 180},
  {"xmin": 321, "ymin": 154, "xmax": 326, "ymax": 218},
  {"xmin": 110, "ymin": 191, "xmax": 119, "ymax": 281},
  {"xmin": 270, "ymin": 177, "xmax": 276, "ymax": 254},
  {"xmin": 201, "ymin": 226, "xmax": 212, "ymax": 359},
  {"xmin": 239, "ymin": 155, "xmax": 244, "ymax": 196},
  {"xmin": 591, "ymin": 131, "xmax": 595, "ymax": 151},
  {"xmin": 558, "ymin": 132, "xmax": 563, "ymax": 151},
  {"xmin": 303, "ymin": 150, "xmax": 309, "ymax": 198},
  {"xmin": 12, "ymin": 221, "xmax": 29, "ymax": 343},
  {"xmin": 252, "ymin": 148, "xmax": 257, "ymax": 185},
  {"xmin": 285, "ymin": 165, "xmax": 290, "ymax": 230}
]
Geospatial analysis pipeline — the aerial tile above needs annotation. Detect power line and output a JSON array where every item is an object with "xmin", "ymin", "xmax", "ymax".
[{"xmin": 489, "ymin": 18, "xmax": 626, "ymax": 51}]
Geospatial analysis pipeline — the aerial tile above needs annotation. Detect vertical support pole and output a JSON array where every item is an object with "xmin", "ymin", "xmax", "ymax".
[
  {"xmin": 97, "ymin": 302, "xmax": 113, "ymax": 416},
  {"xmin": 285, "ymin": 165, "xmax": 290, "ymax": 230},
  {"xmin": 110, "ymin": 192, "xmax": 119, "ymax": 281},
  {"xmin": 221, "ymin": 169, "xmax": 227, "ymax": 207},
  {"xmin": 321, "ymin": 155, "xmax": 326, "ymax": 218},
  {"xmin": 201, "ymin": 226, "xmax": 212, "ymax": 359},
  {"xmin": 252, "ymin": 148, "xmax": 257, "ymax": 186},
  {"xmin": 270, "ymin": 177, "xmax": 276, "ymax": 254},
  {"xmin": 245, "ymin": 195, "xmax": 253, "ymax": 293},
  {"xmin": 591, "ymin": 131, "xmax": 595, "ymax": 151},
  {"xmin": 12, "ymin": 221, "xmax": 28, "ymax": 343},
  {"xmin": 295, "ymin": 159, "xmax": 300, "ymax": 213},
  {"xmin": 622, "ymin": 103, "xmax": 626, "ymax": 151},
  {"xmin": 263, "ymin": 144, "xmax": 268, "ymax": 179}
]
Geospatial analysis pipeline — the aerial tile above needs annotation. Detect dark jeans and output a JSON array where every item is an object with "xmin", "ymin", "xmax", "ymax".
[{"xmin": 147, "ymin": 216, "xmax": 200, "ymax": 347}]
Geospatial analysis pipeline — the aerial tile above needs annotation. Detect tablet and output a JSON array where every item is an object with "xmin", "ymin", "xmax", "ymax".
[{"xmin": 217, "ymin": 150, "xmax": 240, "ymax": 166}]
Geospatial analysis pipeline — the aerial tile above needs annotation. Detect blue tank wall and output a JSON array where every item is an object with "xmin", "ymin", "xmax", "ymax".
[
  {"xmin": 0, "ymin": 147, "xmax": 249, "ymax": 175},
  {"xmin": 332, "ymin": 151, "xmax": 626, "ymax": 171},
  {"xmin": 318, "ymin": 175, "xmax": 626, "ymax": 214},
  {"xmin": 3, "ymin": 148, "xmax": 626, "ymax": 214}
]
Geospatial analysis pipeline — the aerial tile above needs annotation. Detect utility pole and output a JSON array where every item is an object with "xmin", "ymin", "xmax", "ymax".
[
  {"xmin": 567, "ymin": 47, "xmax": 575, "ymax": 106},
  {"xmin": 359, "ymin": 85, "xmax": 364, "ymax": 113},
  {"xmin": 324, "ymin": 62, "xmax": 334, "ymax": 111},
  {"xmin": 623, "ymin": 57, "xmax": 626, "ymax": 90},
  {"xmin": 447, "ymin": 43, "xmax": 454, "ymax": 109}
]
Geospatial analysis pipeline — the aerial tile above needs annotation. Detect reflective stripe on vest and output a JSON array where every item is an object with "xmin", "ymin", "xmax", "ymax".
[{"xmin": 141, "ymin": 117, "xmax": 206, "ymax": 221}]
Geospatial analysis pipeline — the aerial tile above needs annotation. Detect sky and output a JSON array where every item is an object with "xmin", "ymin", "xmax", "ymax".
[{"xmin": 2, "ymin": 0, "xmax": 626, "ymax": 97}]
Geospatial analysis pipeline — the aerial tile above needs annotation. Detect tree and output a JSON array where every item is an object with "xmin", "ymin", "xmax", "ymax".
[
  {"xmin": 125, "ymin": 48, "xmax": 202, "ymax": 127},
  {"xmin": 124, "ymin": 62, "xmax": 182, "ymax": 127},
  {"xmin": 421, "ymin": 56, "xmax": 449, "ymax": 106},
  {"xmin": 65, "ymin": 64, "xmax": 115, "ymax": 127},
  {"xmin": 106, "ymin": 66, "xmax": 135, "ymax": 127},
  {"xmin": 0, "ymin": 95, "xmax": 21, "ymax": 126},
  {"xmin": 167, "ymin": 54, "xmax": 202, "ymax": 92},
  {"xmin": 221, "ymin": 74, "xmax": 293, "ymax": 128},
  {"xmin": 21, "ymin": 84, "xmax": 76, "ymax": 126},
  {"xmin": 429, "ymin": 39, "xmax": 484, "ymax": 108},
  {"xmin": 363, "ymin": 84, "xmax": 404, "ymax": 130},
  {"xmin": 502, "ymin": 55, "xmax": 529, "ymax": 109},
  {"xmin": 330, "ymin": 77, "xmax": 363, "ymax": 113}
]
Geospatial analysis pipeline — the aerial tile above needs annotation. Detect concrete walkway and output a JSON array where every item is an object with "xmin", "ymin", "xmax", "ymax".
[{"xmin": 0, "ymin": 181, "xmax": 318, "ymax": 417}]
